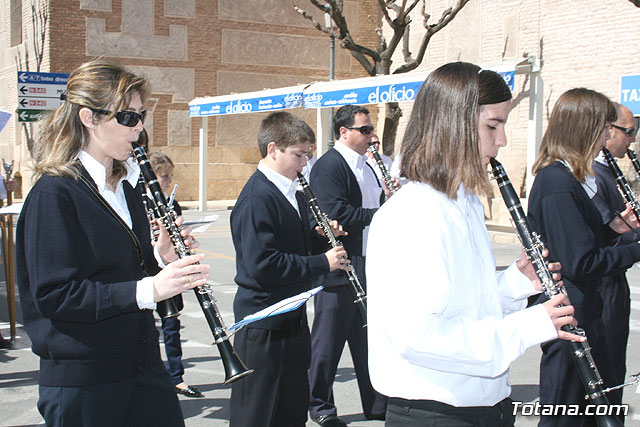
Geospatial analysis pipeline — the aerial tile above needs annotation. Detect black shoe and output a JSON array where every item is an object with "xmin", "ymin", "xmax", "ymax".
[
  {"xmin": 311, "ymin": 414, "xmax": 348, "ymax": 427},
  {"xmin": 365, "ymin": 412, "xmax": 386, "ymax": 421},
  {"xmin": 175, "ymin": 385, "xmax": 203, "ymax": 397},
  {"xmin": 0, "ymin": 337, "xmax": 11, "ymax": 349}
]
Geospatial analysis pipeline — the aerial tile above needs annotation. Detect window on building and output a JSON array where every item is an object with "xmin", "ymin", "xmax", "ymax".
[{"xmin": 10, "ymin": 0, "xmax": 23, "ymax": 47}]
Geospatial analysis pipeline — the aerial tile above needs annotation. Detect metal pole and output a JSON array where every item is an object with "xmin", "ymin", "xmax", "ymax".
[
  {"xmin": 326, "ymin": 12, "xmax": 335, "ymax": 148},
  {"xmin": 199, "ymin": 117, "xmax": 208, "ymax": 212}
]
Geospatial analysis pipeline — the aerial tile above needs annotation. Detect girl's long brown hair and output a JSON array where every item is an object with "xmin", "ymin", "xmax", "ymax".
[{"xmin": 533, "ymin": 88, "xmax": 616, "ymax": 181}]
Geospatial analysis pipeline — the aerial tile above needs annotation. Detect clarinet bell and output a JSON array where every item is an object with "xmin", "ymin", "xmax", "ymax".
[
  {"xmin": 156, "ymin": 295, "xmax": 184, "ymax": 319},
  {"xmin": 218, "ymin": 339, "xmax": 254, "ymax": 384}
]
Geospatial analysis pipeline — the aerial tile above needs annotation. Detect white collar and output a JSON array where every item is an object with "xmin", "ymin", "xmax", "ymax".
[
  {"xmin": 257, "ymin": 160, "xmax": 298, "ymax": 197},
  {"xmin": 335, "ymin": 141, "xmax": 368, "ymax": 170},
  {"xmin": 78, "ymin": 150, "xmax": 140, "ymax": 191},
  {"xmin": 594, "ymin": 151, "xmax": 608, "ymax": 166},
  {"xmin": 557, "ymin": 159, "xmax": 597, "ymax": 199}
]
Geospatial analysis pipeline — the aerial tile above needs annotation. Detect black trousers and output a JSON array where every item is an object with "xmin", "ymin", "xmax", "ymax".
[
  {"xmin": 37, "ymin": 360, "xmax": 184, "ymax": 427},
  {"xmin": 308, "ymin": 257, "xmax": 387, "ymax": 419},
  {"xmin": 539, "ymin": 321, "xmax": 620, "ymax": 427},
  {"xmin": 161, "ymin": 316, "xmax": 185, "ymax": 385},
  {"xmin": 599, "ymin": 273, "xmax": 630, "ymax": 387},
  {"xmin": 230, "ymin": 323, "xmax": 311, "ymax": 427},
  {"xmin": 386, "ymin": 397, "xmax": 515, "ymax": 427}
]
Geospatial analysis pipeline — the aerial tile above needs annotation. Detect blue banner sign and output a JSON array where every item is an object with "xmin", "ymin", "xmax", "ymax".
[
  {"xmin": 304, "ymin": 81, "xmax": 423, "ymax": 108},
  {"xmin": 189, "ymin": 91, "xmax": 303, "ymax": 117},
  {"xmin": 621, "ymin": 75, "xmax": 640, "ymax": 115},
  {"xmin": 498, "ymin": 71, "xmax": 515, "ymax": 91}
]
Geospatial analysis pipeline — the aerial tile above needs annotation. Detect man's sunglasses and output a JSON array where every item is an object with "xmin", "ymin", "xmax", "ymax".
[
  {"xmin": 611, "ymin": 124, "xmax": 637, "ymax": 138},
  {"xmin": 346, "ymin": 125, "xmax": 374, "ymax": 135},
  {"xmin": 93, "ymin": 109, "xmax": 147, "ymax": 127}
]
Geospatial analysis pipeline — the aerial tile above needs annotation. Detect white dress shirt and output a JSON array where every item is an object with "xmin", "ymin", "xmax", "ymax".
[
  {"xmin": 78, "ymin": 151, "xmax": 156, "ymax": 310},
  {"xmin": 258, "ymin": 160, "xmax": 300, "ymax": 216},
  {"xmin": 334, "ymin": 142, "xmax": 382, "ymax": 254},
  {"xmin": 366, "ymin": 181, "xmax": 557, "ymax": 406},
  {"xmin": 366, "ymin": 152, "xmax": 393, "ymax": 183},
  {"xmin": 301, "ymin": 154, "xmax": 317, "ymax": 183}
]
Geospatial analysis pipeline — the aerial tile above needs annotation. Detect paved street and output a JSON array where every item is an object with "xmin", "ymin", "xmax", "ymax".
[{"xmin": 1, "ymin": 208, "xmax": 640, "ymax": 426}]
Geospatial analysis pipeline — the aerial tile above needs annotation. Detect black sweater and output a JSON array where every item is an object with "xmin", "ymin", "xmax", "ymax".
[
  {"xmin": 16, "ymin": 166, "xmax": 162, "ymax": 387},
  {"xmin": 231, "ymin": 170, "xmax": 329, "ymax": 329},
  {"xmin": 527, "ymin": 161, "xmax": 640, "ymax": 324}
]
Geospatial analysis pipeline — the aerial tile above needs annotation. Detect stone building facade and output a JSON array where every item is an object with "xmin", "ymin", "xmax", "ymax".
[
  {"xmin": 2, "ymin": 0, "xmax": 640, "ymax": 206},
  {"xmin": 0, "ymin": 0, "xmax": 378, "ymax": 200}
]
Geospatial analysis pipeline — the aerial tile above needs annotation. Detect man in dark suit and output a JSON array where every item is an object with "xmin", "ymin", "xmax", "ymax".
[
  {"xmin": 230, "ymin": 111, "xmax": 350, "ymax": 427},
  {"xmin": 308, "ymin": 105, "xmax": 388, "ymax": 427},
  {"xmin": 592, "ymin": 102, "xmax": 638, "ymax": 391}
]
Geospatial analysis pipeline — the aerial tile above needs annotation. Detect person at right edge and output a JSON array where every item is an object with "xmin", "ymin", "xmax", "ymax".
[
  {"xmin": 591, "ymin": 103, "xmax": 638, "ymax": 408},
  {"xmin": 308, "ymin": 105, "xmax": 390, "ymax": 426},
  {"xmin": 529, "ymin": 89, "xmax": 640, "ymax": 426}
]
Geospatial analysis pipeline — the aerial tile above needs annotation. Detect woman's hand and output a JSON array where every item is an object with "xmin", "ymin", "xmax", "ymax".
[
  {"xmin": 155, "ymin": 216, "xmax": 200, "ymax": 264},
  {"xmin": 152, "ymin": 253, "xmax": 210, "ymax": 302}
]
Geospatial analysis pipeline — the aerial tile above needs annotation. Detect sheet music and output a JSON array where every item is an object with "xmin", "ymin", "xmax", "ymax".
[{"xmin": 229, "ymin": 286, "xmax": 324, "ymax": 331}]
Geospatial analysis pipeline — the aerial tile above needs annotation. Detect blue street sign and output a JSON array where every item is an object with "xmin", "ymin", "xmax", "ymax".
[
  {"xmin": 621, "ymin": 75, "xmax": 640, "ymax": 115},
  {"xmin": 16, "ymin": 71, "xmax": 69, "ymax": 120},
  {"xmin": 17, "ymin": 71, "xmax": 69, "ymax": 85}
]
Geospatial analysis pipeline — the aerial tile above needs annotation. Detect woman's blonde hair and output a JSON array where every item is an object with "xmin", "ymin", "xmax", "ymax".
[
  {"xmin": 32, "ymin": 59, "xmax": 150, "ymax": 183},
  {"xmin": 400, "ymin": 62, "xmax": 512, "ymax": 199},
  {"xmin": 532, "ymin": 88, "xmax": 616, "ymax": 181}
]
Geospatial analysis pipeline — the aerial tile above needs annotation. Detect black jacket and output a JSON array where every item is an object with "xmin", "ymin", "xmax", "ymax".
[
  {"xmin": 16, "ymin": 166, "xmax": 162, "ymax": 387},
  {"xmin": 230, "ymin": 170, "xmax": 329, "ymax": 329},
  {"xmin": 309, "ymin": 147, "xmax": 382, "ymax": 286},
  {"xmin": 527, "ymin": 161, "xmax": 640, "ymax": 324}
]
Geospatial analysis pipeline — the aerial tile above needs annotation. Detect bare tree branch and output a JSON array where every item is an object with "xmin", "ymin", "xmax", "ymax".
[
  {"xmin": 394, "ymin": 0, "xmax": 470, "ymax": 74},
  {"xmin": 296, "ymin": 0, "xmax": 470, "ymax": 150},
  {"xmin": 294, "ymin": 6, "xmax": 333, "ymax": 35},
  {"xmin": 402, "ymin": 26, "xmax": 413, "ymax": 63}
]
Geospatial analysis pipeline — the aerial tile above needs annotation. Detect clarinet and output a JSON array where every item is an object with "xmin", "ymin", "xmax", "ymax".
[
  {"xmin": 602, "ymin": 148, "xmax": 640, "ymax": 222},
  {"xmin": 138, "ymin": 173, "xmax": 157, "ymax": 242},
  {"xmin": 137, "ymin": 172, "xmax": 182, "ymax": 319},
  {"xmin": 297, "ymin": 173, "xmax": 368, "ymax": 326},
  {"xmin": 132, "ymin": 142, "xmax": 253, "ymax": 384},
  {"xmin": 627, "ymin": 148, "xmax": 640, "ymax": 176},
  {"xmin": 367, "ymin": 143, "xmax": 396, "ymax": 195},
  {"xmin": 490, "ymin": 158, "xmax": 622, "ymax": 427}
]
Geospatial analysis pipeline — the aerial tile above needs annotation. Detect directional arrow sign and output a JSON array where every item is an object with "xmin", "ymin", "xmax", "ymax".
[
  {"xmin": 18, "ymin": 96, "xmax": 63, "ymax": 110},
  {"xmin": 18, "ymin": 83, "xmax": 66, "ymax": 98},
  {"xmin": 17, "ymin": 71, "xmax": 69, "ymax": 114},
  {"xmin": 17, "ymin": 109, "xmax": 47, "ymax": 123}
]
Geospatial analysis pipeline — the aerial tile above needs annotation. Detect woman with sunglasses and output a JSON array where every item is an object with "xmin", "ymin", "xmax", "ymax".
[
  {"xmin": 528, "ymin": 89, "xmax": 640, "ymax": 426},
  {"xmin": 16, "ymin": 59, "xmax": 209, "ymax": 427},
  {"xmin": 366, "ymin": 62, "xmax": 582, "ymax": 426}
]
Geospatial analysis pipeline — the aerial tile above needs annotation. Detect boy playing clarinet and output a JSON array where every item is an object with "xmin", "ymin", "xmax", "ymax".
[{"xmin": 229, "ymin": 111, "xmax": 350, "ymax": 427}]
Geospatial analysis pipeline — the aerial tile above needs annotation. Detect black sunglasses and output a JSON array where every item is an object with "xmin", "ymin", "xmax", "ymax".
[
  {"xmin": 346, "ymin": 125, "xmax": 374, "ymax": 135},
  {"xmin": 94, "ymin": 109, "xmax": 147, "ymax": 127},
  {"xmin": 611, "ymin": 124, "xmax": 636, "ymax": 138}
]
